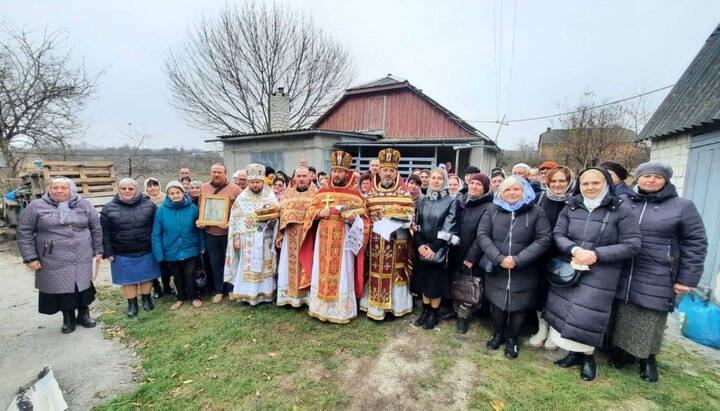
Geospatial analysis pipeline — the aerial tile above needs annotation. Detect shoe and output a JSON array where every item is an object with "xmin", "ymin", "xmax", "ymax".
[
  {"xmin": 127, "ymin": 298, "xmax": 139, "ymax": 317},
  {"xmin": 505, "ymin": 338, "xmax": 519, "ymax": 359},
  {"xmin": 581, "ymin": 354, "xmax": 597, "ymax": 381},
  {"xmin": 456, "ymin": 318, "xmax": 469, "ymax": 334},
  {"xmin": 76, "ymin": 306, "xmax": 97, "ymax": 328},
  {"xmin": 529, "ymin": 323, "xmax": 549, "ymax": 348},
  {"xmin": 383, "ymin": 313, "xmax": 396, "ymax": 322},
  {"xmin": 212, "ymin": 294, "xmax": 224, "ymax": 304},
  {"xmin": 639, "ymin": 356, "xmax": 658, "ymax": 383},
  {"xmin": 152, "ymin": 289, "xmax": 161, "ymax": 299},
  {"xmin": 608, "ymin": 349, "xmax": 636, "ymax": 369},
  {"xmin": 191, "ymin": 299, "xmax": 204, "ymax": 308},
  {"xmin": 486, "ymin": 333, "xmax": 505, "ymax": 350},
  {"xmin": 61, "ymin": 311, "xmax": 76, "ymax": 334},
  {"xmin": 170, "ymin": 301, "xmax": 184, "ymax": 310},
  {"xmin": 439, "ymin": 310, "xmax": 458, "ymax": 321},
  {"xmin": 413, "ymin": 304, "xmax": 430, "ymax": 327},
  {"xmin": 422, "ymin": 309, "xmax": 439, "ymax": 330},
  {"xmin": 544, "ymin": 336, "xmax": 559, "ymax": 351},
  {"xmin": 164, "ymin": 287, "xmax": 176, "ymax": 297},
  {"xmin": 141, "ymin": 294, "xmax": 154, "ymax": 311},
  {"xmin": 554, "ymin": 351, "xmax": 583, "ymax": 368}
]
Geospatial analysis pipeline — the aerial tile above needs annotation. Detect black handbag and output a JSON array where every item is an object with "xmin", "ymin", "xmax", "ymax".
[
  {"xmin": 419, "ymin": 247, "xmax": 447, "ymax": 265},
  {"xmin": 194, "ymin": 256, "xmax": 208, "ymax": 289},
  {"xmin": 452, "ymin": 266, "xmax": 484, "ymax": 305},
  {"xmin": 548, "ymin": 209, "xmax": 611, "ymax": 288}
]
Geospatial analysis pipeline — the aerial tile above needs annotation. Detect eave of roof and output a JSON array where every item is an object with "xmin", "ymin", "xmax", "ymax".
[{"xmin": 206, "ymin": 128, "xmax": 379, "ymax": 143}]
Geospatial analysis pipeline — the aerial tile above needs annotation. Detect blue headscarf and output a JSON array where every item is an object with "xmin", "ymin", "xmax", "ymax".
[
  {"xmin": 493, "ymin": 175, "xmax": 536, "ymax": 212},
  {"xmin": 49, "ymin": 177, "xmax": 79, "ymax": 224}
]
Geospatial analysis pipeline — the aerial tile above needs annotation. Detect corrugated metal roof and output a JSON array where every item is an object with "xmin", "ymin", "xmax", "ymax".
[
  {"xmin": 539, "ymin": 127, "xmax": 636, "ymax": 144},
  {"xmin": 208, "ymin": 128, "xmax": 379, "ymax": 143},
  {"xmin": 639, "ymin": 24, "xmax": 720, "ymax": 140},
  {"xmin": 347, "ymin": 74, "xmax": 407, "ymax": 90}
]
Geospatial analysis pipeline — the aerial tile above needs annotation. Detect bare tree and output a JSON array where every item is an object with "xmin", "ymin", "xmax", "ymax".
[
  {"xmin": 164, "ymin": 2, "xmax": 356, "ymax": 134},
  {"xmin": 497, "ymin": 137, "xmax": 540, "ymax": 168},
  {"xmin": 0, "ymin": 23, "xmax": 101, "ymax": 176}
]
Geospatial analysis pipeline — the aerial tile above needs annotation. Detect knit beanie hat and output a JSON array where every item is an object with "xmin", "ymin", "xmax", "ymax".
[
  {"xmin": 598, "ymin": 161, "xmax": 628, "ymax": 181},
  {"xmin": 166, "ymin": 180, "xmax": 184, "ymax": 192},
  {"xmin": 634, "ymin": 162, "xmax": 673, "ymax": 181},
  {"xmin": 464, "ymin": 165, "xmax": 481, "ymax": 175},
  {"xmin": 469, "ymin": 173, "xmax": 491, "ymax": 192},
  {"xmin": 538, "ymin": 161, "xmax": 560, "ymax": 170}
]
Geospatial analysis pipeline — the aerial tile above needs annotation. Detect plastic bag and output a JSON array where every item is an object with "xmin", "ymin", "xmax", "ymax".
[
  {"xmin": 679, "ymin": 292, "xmax": 720, "ymax": 349},
  {"xmin": 194, "ymin": 256, "xmax": 208, "ymax": 289}
]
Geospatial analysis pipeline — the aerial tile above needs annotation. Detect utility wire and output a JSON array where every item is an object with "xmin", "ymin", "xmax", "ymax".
[
  {"xmin": 505, "ymin": 0, "xmax": 518, "ymax": 120},
  {"xmin": 492, "ymin": 0, "xmax": 500, "ymax": 119}
]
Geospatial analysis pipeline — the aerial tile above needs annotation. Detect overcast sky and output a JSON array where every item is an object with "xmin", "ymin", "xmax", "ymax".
[{"xmin": 3, "ymin": 0, "xmax": 719, "ymax": 151}]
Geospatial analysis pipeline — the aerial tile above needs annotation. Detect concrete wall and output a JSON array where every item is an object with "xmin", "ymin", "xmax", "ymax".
[
  {"xmin": 649, "ymin": 133, "xmax": 691, "ymax": 195},
  {"xmin": 469, "ymin": 147, "xmax": 498, "ymax": 174}
]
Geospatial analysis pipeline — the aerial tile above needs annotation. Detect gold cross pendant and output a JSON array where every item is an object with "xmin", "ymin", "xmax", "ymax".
[{"xmin": 321, "ymin": 194, "xmax": 335, "ymax": 209}]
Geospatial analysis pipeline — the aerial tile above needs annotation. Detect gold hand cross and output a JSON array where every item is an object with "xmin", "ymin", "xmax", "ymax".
[{"xmin": 321, "ymin": 194, "xmax": 335, "ymax": 209}]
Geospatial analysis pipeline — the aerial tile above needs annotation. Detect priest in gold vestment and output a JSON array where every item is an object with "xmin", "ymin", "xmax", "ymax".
[
  {"xmin": 359, "ymin": 149, "xmax": 416, "ymax": 320},
  {"xmin": 276, "ymin": 166, "xmax": 318, "ymax": 307},
  {"xmin": 299, "ymin": 151, "xmax": 369, "ymax": 323}
]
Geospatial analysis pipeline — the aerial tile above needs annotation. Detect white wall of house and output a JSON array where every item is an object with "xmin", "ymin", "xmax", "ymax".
[
  {"xmin": 649, "ymin": 133, "xmax": 691, "ymax": 195},
  {"xmin": 469, "ymin": 147, "xmax": 497, "ymax": 174}
]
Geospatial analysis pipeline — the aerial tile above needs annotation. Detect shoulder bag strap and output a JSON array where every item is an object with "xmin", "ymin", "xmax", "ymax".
[{"xmin": 588, "ymin": 209, "xmax": 611, "ymax": 251}]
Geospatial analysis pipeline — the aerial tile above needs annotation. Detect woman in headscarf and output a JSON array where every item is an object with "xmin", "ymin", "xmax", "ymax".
[
  {"xmin": 101, "ymin": 178, "xmax": 161, "ymax": 317},
  {"xmin": 610, "ymin": 162, "xmax": 707, "ymax": 382},
  {"xmin": 411, "ymin": 167, "xmax": 459, "ymax": 330},
  {"xmin": 272, "ymin": 177, "xmax": 287, "ymax": 201},
  {"xmin": 529, "ymin": 166, "xmax": 576, "ymax": 350},
  {"xmin": 490, "ymin": 168, "xmax": 506, "ymax": 194},
  {"xmin": 544, "ymin": 167, "xmax": 641, "ymax": 382},
  {"xmin": 17, "ymin": 177, "xmax": 104, "ymax": 334},
  {"xmin": 447, "ymin": 175, "xmax": 464, "ymax": 196},
  {"xmin": 145, "ymin": 177, "xmax": 173, "ymax": 298},
  {"xmin": 471, "ymin": 176, "xmax": 552, "ymax": 359},
  {"xmin": 143, "ymin": 177, "xmax": 166, "ymax": 206},
  {"xmin": 188, "ymin": 179, "xmax": 203, "ymax": 205}
]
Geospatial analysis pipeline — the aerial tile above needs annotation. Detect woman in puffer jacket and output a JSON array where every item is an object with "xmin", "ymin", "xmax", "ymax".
[
  {"xmin": 544, "ymin": 167, "xmax": 641, "ymax": 382},
  {"xmin": 471, "ymin": 176, "xmax": 552, "ymax": 359},
  {"xmin": 609, "ymin": 162, "xmax": 707, "ymax": 382},
  {"xmin": 152, "ymin": 181, "xmax": 207, "ymax": 310}
]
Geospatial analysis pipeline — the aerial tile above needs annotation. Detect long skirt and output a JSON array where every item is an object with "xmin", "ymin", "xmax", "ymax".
[
  {"xmin": 111, "ymin": 252, "xmax": 161, "ymax": 285},
  {"xmin": 39, "ymin": 284, "xmax": 96, "ymax": 315},
  {"xmin": 612, "ymin": 301, "xmax": 668, "ymax": 358},
  {"xmin": 411, "ymin": 259, "xmax": 451, "ymax": 299}
]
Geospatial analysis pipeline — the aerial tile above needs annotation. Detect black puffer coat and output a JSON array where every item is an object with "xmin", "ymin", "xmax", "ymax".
[
  {"xmin": 100, "ymin": 193, "xmax": 157, "ymax": 257},
  {"xmin": 474, "ymin": 202, "xmax": 552, "ymax": 311},
  {"xmin": 451, "ymin": 192, "xmax": 494, "ymax": 274},
  {"xmin": 544, "ymin": 193, "xmax": 641, "ymax": 347},
  {"xmin": 533, "ymin": 192, "xmax": 569, "ymax": 310},
  {"xmin": 616, "ymin": 183, "xmax": 707, "ymax": 312}
]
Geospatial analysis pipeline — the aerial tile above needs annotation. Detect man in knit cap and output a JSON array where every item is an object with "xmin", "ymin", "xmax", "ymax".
[{"xmin": 599, "ymin": 161, "xmax": 629, "ymax": 195}]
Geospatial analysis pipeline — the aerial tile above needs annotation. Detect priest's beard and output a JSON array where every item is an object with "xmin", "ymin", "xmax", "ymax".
[
  {"xmin": 332, "ymin": 177, "xmax": 347, "ymax": 187},
  {"xmin": 295, "ymin": 184, "xmax": 308, "ymax": 192},
  {"xmin": 380, "ymin": 177, "xmax": 394, "ymax": 189},
  {"xmin": 250, "ymin": 187, "xmax": 262, "ymax": 195}
]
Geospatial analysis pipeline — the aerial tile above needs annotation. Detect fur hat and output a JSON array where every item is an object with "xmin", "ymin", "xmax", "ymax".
[
  {"xmin": 634, "ymin": 162, "xmax": 673, "ymax": 181},
  {"xmin": 599, "ymin": 161, "xmax": 628, "ymax": 181}
]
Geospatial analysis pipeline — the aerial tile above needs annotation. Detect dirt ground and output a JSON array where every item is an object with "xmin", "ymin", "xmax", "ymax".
[{"xmin": 0, "ymin": 245, "xmax": 137, "ymax": 410}]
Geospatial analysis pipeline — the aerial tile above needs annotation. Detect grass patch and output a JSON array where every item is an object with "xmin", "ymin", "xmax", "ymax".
[{"xmin": 92, "ymin": 287, "xmax": 720, "ymax": 410}]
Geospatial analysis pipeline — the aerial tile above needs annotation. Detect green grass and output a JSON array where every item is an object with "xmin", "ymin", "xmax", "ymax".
[{"xmin": 92, "ymin": 287, "xmax": 720, "ymax": 411}]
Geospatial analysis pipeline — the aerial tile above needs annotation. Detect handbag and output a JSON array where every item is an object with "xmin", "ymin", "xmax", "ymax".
[
  {"xmin": 548, "ymin": 209, "xmax": 611, "ymax": 288},
  {"xmin": 194, "ymin": 256, "xmax": 208, "ymax": 289},
  {"xmin": 452, "ymin": 266, "xmax": 484, "ymax": 305},
  {"xmin": 418, "ymin": 247, "xmax": 447, "ymax": 265}
]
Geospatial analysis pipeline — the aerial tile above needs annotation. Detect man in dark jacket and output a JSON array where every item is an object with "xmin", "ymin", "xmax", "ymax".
[{"xmin": 599, "ymin": 161, "xmax": 630, "ymax": 195}]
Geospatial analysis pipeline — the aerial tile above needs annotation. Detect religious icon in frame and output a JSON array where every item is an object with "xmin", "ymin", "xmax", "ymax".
[{"xmin": 198, "ymin": 194, "xmax": 230, "ymax": 227}]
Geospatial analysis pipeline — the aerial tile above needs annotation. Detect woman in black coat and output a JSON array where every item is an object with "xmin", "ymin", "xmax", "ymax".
[
  {"xmin": 101, "ymin": 178, "xmax": 161, "ymax": 317},
  {"xmin": 544, "ymin": 167, "xmax": 641, "ymax": 382},
  {"xmin": 412, "ymin": 167, "xmax": 459, "ymax": 330},
  {"xmin": 470, "ymin": 176, "xmax": 552, "ymax": 359},
  {"xmin": 529, "ymin": 166, "xmax": 575, "ymax": 350},
  {"xmin": 610, "ymin": 162, "xmax": 708, "ymax": 382},
  {"xmin": 450, "ymin": 173, "xmax": 494, "ymax": 334}
]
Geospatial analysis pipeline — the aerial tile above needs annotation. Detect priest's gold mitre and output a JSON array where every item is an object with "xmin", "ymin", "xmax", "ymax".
[
  {"xmin": 378, "ymin": 148, "xmax": 401, "ymax": 169},
  {"xmin": 246, "ymin": 163, "xmax": 265, "ymax": 181},
  {"xmin": 330, "ymin": 150, "xmax": 352, "ymax": 171}
]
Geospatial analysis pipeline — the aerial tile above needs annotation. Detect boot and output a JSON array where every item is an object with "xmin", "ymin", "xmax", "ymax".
[
  {"xmin": 554, "ymin": 351, "xmax": 583, "ymax": 368},
  {"xmin": 581, "ymin": 354, "xmax": 597, "ymax": 381},
  {"xmin": 61, "ymin": 311, "xmax": 76, "ymax": 334},
  {"xmin": 529, "ymin": 313, "xmax": 549, "ymax": 348},
  {"xmin": 423, "ymin": 307, "xmax": 439, "ymax": 330},
  {"xmin": 639, "ymin": 355, "xmax": 658, "ymax": 383},
  {"xmin": 608, "ymin": 348, "xmax": 636, "ymax": 369},
  {"xmin": 456, "ymin": 317, "xmax": 469, "ymax": 334},
  {"xmin": 152, "ymin": 279, "xmax": 162, "ymax": 299},
  {"xmin": 127, "ymin": 298, "xmax": 139, "ymax": 317},
  {"xmin": 141, "ymin": 294, "xmax": 154, "ymax": 311},
  {"xmin": 76, "ymin": 306, "xmax": 97, "ymax": 328},
  {"xmin": 413, "ymin": 304, "xmax": 431, "ymax": 327},
  {"xmin": 486, "ymin": 333, "xmax": 505, "ymax": 350},
  {"xmin": 543, "ymin": 336, "xmax": 559, "ymax": 351},
  {"xmin": 439, "ymin": 309, "xmax": 457, "ymax": 321},
  {"xmin": 505, "ymin": 338, "xmax": 519, "ymax": 359}
]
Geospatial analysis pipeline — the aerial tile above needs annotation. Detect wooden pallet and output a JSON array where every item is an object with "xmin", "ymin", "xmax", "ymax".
[{"xmin": 40, "ymin": 162, "xmax": 118, "ymax": 196}]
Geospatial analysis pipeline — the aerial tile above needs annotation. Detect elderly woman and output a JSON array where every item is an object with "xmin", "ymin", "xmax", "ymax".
[
  {"xmin": 529, "ymin": 166, "xmax": 576, "ymax": 350},
  {"xmin": 359, "ymin": 172, "xmax": 373, "ymax": 197},
  {"xmin": 412, "ymin": 167, "xmax": 459, "ymax": 330},
  {"xmin": 101, "ymin": 178, "xmax": 161, "ymax": 317},
  {"xmin": 180, "ymin": 176, "xmax": 192, "ymax": 193},
  {"xmin": 490, "ymin": 168, "xmax": 506, "ymax": 193},
  {"xmin": 145, "ymin": 177, "xmax": 173, "ymax": 298},
  {"xmin": 272, "ymin": 177, "xmax": 287, "ymax": 201},
  {"xmin": 447, "ymin": 175, "xmax": 464, "ymax": 196},
  {"xmin": 188, "ymin": 179, "xmax": 203, "ymax": 205},
  {"xmin": 17, "ymin": 177, "xmax": 103, "ymax": 334},
  {"xmin": 470, "ymin": 176, "xmax": 551, "ymax": 358},
  {"xmin": 544, "ymin": 167, "xmax": 641, "ymax": 382},
  {"xmin": 610, "ymin": 163, "xmax": 707, "ymax": 382}
]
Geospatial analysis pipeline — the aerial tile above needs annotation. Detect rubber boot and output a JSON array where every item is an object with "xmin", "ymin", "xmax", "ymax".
[
  {"xmin": 127, "ymin": 297, "xmax": 139, "ymax": 317},
  {"xmin": 456, "ymin": 317, "xmax": 469, "ymax": 334},
  {"xmin": 141, "ymin": 294, "xmax": 154, "ymax": 311},
  {"xmin": 529, "ymin": 312, "xmax": 548, "ymax": 347},
  {"xmin": 76, "ymin": 306, "xmax": 97, "ymax": 328},
  {"xmin": 413, "ymin": 303, "xmax": 430, "ymax": 327},
  {"xmin": 486, "ymin": 333, "xmax": 505, "ymax": 350},
  {"xmin": 61, "ymin": 311, "xmax": 76, "ymax": 334},
  {"xmin": 639, "ymin": 355, "xmax": 658, "ymax": 383}
]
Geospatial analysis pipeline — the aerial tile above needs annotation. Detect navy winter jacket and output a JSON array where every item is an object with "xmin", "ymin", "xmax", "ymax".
[
  {"xmin": 152, "ymin": 196, "xmax": 206, "ymax": 262},
  {"xmin": 100, "ymin": 194, "xmax": 156, "ymax": 257}
]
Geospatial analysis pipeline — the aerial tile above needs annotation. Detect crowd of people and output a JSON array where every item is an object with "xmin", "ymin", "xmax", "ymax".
[{"xmin": 17, "ymin": 151, "xmax": 708, "ymax": 383}]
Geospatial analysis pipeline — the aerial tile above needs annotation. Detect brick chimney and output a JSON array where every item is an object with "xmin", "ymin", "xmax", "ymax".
[{"xmin": 270, "ymin": 87, "xmax": 290, "ymax": 131}]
